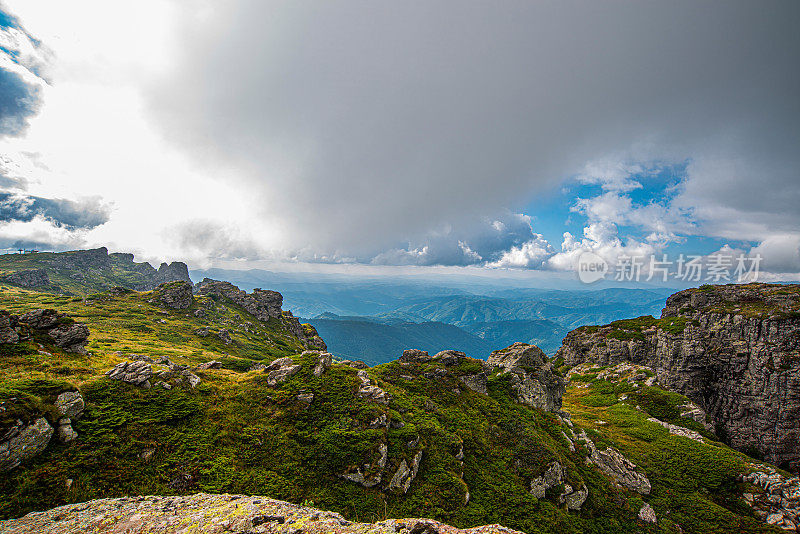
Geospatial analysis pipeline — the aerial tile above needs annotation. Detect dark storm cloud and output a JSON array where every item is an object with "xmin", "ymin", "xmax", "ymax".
[
  {"xmin": 0, "ymin": 192, "xmax": 111, "ymax": 229},
  {"xmin": 0, "ymin": 67, "xmax": 40, "ymax": 136},
  {"xmin": 149, "ymin": 1, "xmax": 799, "ymax": 264}
]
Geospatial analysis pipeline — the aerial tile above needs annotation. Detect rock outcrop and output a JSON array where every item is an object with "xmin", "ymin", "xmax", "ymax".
[
  {"xmin": 557, "ymin": 283, "xmax": 800, "ymax": 471},
  {"xmin": 0, "ymin": 493, "xmax": 525, "ymax": 534},
  {"xmin": 740, "ymin": 464, "xmax": 800, "ymax": 531},
  {"xmin": 577, "ymin": 430, "xmax": 651, "ymax": 495},
  {"xmin": 196, "ymin": 279, "xmax": 283, "ymax": 321},
  {"xmin": 487, "ymin": 342, "xmax": 565, "ymax": 412}
]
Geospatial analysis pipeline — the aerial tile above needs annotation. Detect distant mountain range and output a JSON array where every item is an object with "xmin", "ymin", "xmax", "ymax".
[{"xmin": 193, "ymin": 268, "xmax": 673, "ymax": 362}]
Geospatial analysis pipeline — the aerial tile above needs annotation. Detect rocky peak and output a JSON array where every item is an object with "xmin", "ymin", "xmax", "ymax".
[
  {"xmin": 153, "ymin": 261, "xmax": 191, "ymax": 286},
  {"xmin": 487, "ymin": 343, "xmax": 565, "ymax": 412},
  {"xmin": 486, "ymin": 342, "xmax": 547, "ymax": 372}
]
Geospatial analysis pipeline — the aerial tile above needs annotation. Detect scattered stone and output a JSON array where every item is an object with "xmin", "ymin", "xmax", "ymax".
[
  {"xmin": 529, "ymin": 461, "xmax": 564, "ymax": 499},
  {"xmin": 57, "ymin": 421, "xmax": 77, "ymax": 444},
  {"xmin": 341, "ymin": 443, "xmax": 389, "ymax": 488},
  {"xmin": 217, "ymin": 329, "xmax": 232, "ymax": 344},
  {"xmin": 310, "ymin": 351, "xmax": 333, "ymax": 376},
  {"xmin": 140, "ymin": 448, "xmax": 156, "ymax": 462},
  {"xmin": 560, "ymin": 484, "xmax": 589, "ymax": 511},
  {"xmin": 195, "ymin": 360, "xmax": 222, "ymax": 371},
  {"xmin": 55, "ymin": 391, "xmax": 84, "ymax": 419},
  {"xmin": 264, "ymin": 357, "xmax": 302, "ymax": 387},
  {"xmin": 339, "ymin": 360, "xmax": 369, "ymax": 369},
  {"xmin": 296, "ymin": 392, "xmax": 314, "ymax": 404},
  {"xmin": 638, "ymin": 503, "xmax": 657, "ymax": 523},
  {"xmin": 389, "ymin": 450, "xmax": 423, "ymax": 493},
  {"xmin": 356, "ymin": 370, "xmax": 390, "ymax": 404}
]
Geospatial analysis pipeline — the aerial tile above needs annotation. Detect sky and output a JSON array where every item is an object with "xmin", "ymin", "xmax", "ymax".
[{"xmin": 0, "ymin": 1, "xmax": 798, "ymax": 285}]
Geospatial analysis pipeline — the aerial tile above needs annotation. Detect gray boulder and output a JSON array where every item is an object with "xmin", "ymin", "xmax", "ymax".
[
  {"xmin": 529, "ymin": 461, "xmax": 564, "ymax": 499},
  {"xmin": 106, "ymin": 360, "xmax": 153, "ymax": 388},
  {"xmin": 0, "ymin": 311, "xmax": 19, "ymax": 344},
  {"xmin": 0, "ymin": 417, "xmax": 54, "ymax": 471},
  {"xmin": 55, "ymin": 391, "xmax": 84, "ymax": 419}
]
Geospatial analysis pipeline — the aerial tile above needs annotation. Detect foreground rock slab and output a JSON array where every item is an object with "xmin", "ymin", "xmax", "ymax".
[{"xmin": 0, "ymin": 493, "xmax": 526, "ymax": 534}]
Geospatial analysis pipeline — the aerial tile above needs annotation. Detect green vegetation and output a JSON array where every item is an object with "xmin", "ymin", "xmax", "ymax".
[{"xmin": 0, "ymin": 282, "xmax": 780, "ymax": 533}]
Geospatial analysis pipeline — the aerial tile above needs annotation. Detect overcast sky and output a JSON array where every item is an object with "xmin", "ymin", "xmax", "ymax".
[{"xmin": 0, "ymin": 1, "xmax": 798, "ymax": 282}]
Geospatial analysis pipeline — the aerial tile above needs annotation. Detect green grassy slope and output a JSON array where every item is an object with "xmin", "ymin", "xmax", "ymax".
[{"xmin": 0, "ymin": 285, "xmax": 781, "ymax": 533}]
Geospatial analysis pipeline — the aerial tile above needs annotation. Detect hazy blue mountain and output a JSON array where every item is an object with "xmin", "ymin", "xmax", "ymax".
[
  {"xmin": 462, "ymin": 319, "xmax": 568, "ymax": 354},
  {"xmin": 192, "ymin": 268, "xmax": 674, "ymax": 362},
  {"xmin": 304, "ymin": 316, "xmax": 495, "ymax": 365}
]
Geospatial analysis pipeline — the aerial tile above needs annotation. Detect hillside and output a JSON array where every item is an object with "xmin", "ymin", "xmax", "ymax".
[
  {"xmin": 556, "ymin": 283, "xmax": 800, "ymax": 474},
  {"xmin": 0, "ymin": 268, "xmax": 794, "ymax": 532},
  {"xmin": 0, "ymin": 248, "xmax": 190, "ymax": 295}
]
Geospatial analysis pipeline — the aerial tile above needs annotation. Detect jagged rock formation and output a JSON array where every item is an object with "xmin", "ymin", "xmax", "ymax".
[
  {"xmin": 486, "ymin": 342, "xmax": 565, "ymax": 412},
  {"xmin": 0, "ymin": 493, "xmax": 525, "ymax": 534},
  {"xmin": 557, "ymin": 283, "xmax": 800, "ymax": 471}
]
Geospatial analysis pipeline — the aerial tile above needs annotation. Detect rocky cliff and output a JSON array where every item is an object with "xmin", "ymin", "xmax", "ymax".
[{"xmin": 556, "ymin": 283, "xmax": 800, "ymax": 471}]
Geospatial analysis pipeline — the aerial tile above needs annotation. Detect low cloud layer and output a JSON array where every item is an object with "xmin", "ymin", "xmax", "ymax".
[{"xmin": 0, "ymin": 192, "xmax": 110, "ymax": 230}]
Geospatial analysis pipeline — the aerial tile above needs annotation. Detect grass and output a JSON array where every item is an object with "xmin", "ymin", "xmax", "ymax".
[{"xmin": 0, "ymin": 281, "xmax": 784, "ymax": 533}]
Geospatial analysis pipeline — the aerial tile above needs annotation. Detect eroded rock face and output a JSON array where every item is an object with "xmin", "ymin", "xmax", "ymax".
[
  {"xmin": 0, "ymin": 493, "xmax": 526, "ymax": 534},
  {"xmin": 2, "ymin": 268, "xmax": 49, "ymax": 288},
  {"xmin": 0, "ymin": 417, "xmax": 53, "ymax": 471},
  {"xmin": 557, "ymin": 283, "xmax": 800, "ymax": 470},
  {"xmin": 487, "ymin": 343, "xmax": 565, "ymax": 412}
]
